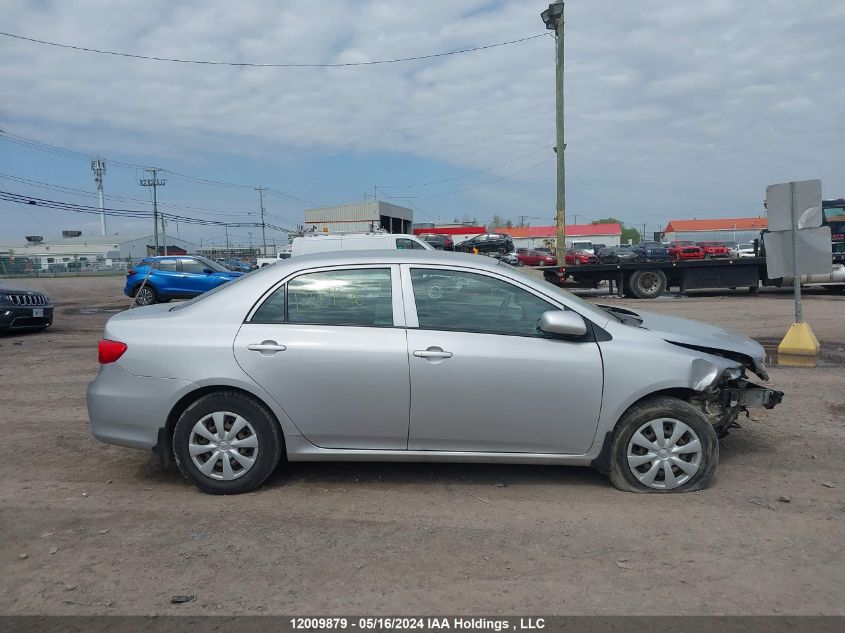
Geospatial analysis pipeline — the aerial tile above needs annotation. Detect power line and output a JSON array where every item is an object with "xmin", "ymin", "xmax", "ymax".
[
  {"xmin": 0, "ymin": 190, "xmax": 293, "ymax": 231},
  {"xmin": 0, "ymin": 31, "xmax": 549, "ymax": 68},
  {"xmin": 382, "ymin": 157, "xmax": 554, "ymax": 199},
  {"xmin": 378, "ymin": 145, "xmax": 552, "ymax": 189},
  {"xmin": 0, "ymin": 130, "xmax": 319, "ymax": 206}
]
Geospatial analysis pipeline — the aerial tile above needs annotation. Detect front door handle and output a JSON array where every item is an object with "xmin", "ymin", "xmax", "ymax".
[
  {"xmin": 247, "ymin": 340, "xmax": 287, "ymax": 355},
  {"xmin": 413, "ymin": 347, "xmax": 453, "ymax": 360}
]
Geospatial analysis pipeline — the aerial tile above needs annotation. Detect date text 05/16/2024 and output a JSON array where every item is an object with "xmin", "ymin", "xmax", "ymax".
[{"xmin": 290, "ymin": 618, "xmax": 546, "ymax": 631}]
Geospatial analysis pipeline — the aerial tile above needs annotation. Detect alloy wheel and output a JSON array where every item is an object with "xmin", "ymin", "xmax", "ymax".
[
  {"xmin": 134, "ymin": 287, "xmax": 155, "ymax": 306},
  {"xmin": 626, "ymin": 418, "xmax": 702, "ymax": 490},
  {"xmin": 189, "ymin": 411, "xmax": 259, "ymax": 480}
]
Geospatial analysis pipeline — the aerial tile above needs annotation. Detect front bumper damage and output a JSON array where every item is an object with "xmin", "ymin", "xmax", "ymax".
[{"xmin": 693, "ymin": 377, "xmax": 784, "ymax": 438}]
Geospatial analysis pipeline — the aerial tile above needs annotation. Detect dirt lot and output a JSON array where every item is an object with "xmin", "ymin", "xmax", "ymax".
[{"xmin": 1, "ymin": 276, "xmax": 843, "ymax": 615}]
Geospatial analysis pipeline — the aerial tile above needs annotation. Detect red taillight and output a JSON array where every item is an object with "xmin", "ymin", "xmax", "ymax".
[
  {"xmin": 127, "ymin": 269, "xmax": 135, "ymax": 276},
  {"xmin": 98, "ymin": 339, "xmax": 127, "ymax": 364}
]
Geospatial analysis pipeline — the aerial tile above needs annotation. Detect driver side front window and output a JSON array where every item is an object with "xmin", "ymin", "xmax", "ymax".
[{"xmin": 409, "ymin": 269, "xmax": 555, "ymax": 337}]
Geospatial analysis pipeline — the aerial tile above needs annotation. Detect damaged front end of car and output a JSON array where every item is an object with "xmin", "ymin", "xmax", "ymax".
[{"xmin": 681, "ymin": 344, "xmax": 784, "ymax": 438}]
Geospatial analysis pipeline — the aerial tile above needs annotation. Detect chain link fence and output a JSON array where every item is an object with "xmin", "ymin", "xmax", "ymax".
[{"xmin": 0, "ymin": 256, "xmax": 146, "ymax": 279}]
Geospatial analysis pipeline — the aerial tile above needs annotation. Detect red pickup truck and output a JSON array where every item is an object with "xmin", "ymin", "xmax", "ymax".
[
  {"xmin": 668, "ymin": 241, "xmax": 705, "ymax": 260},
  {"xmin": 697, "ymin": 241, "xmax": 730, "ymax": 258}
]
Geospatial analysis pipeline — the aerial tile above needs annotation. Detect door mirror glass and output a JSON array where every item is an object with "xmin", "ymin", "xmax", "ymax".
[
  {"xmin": 203, "ymin": 268, "xmax": 214, "ymax": 274},
  {"xmin": 538, "ymin": 310, "xmax": 587, "ymax": 337}
]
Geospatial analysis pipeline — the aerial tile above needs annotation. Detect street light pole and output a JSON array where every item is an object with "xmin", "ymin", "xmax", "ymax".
[{"xmin": 541, "ymin": 2, "xmax": 566, "ymax": 268}]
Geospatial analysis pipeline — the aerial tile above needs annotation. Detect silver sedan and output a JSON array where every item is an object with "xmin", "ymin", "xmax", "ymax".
[{"xmin": 88, "ymin": 250, "xmax": 782, "ymax": 494}]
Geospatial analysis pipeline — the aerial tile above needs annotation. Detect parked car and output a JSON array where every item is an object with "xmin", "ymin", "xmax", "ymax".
[
  {"xmin": 737, "ymin": 243, "xmax": 756, "ymax": 258},
  {"xmin": 123, "ymin": 256, "xmax": 244, "ymax": 306},
  {"xmin": 668, "ymin": 241, "xmax": 705, "ymax": 260},
  {"xmin": 0, "ymin": 286, "xmax": 54, "ymax": 333},
  {"xmin": 89, "ymin": 250, "xmax": 782, "ymax": 494},
  {"xmin": 455, "ymin": 233, "xmax": 514, "ymax": 254},
  {"xmin": 633, "ymin": 241, "xmax": 669, "ymax": 261},
  {"xmin": 723, "ymin": 242, "xmax": 740, "ymax": 258},
  {"xmin": 517, "ymin": 250, "xmax": 557, "ymax": 266},
  {"xmin": 565, "ymin": 249, "xmax": 598, "ymax": 265},
  {"xmin": 292, "ymin": 232, "xmax": 432, "ymax": 255},
  {"xmin": 494, "ymin": 251, "xmax": 520, "ymax": 266},
  {"xmin": 570, "ymin": 240, "xmax": 595, "ymax": 254},
  {"xmin": 418, "ymin": 234, "xmax": 454, "ymax": 251},
  {"xmin": 597, "ymin": 245, "xmax": 638, "ymax": 264},
  {"xmin": 697, "ymin": 242, "xmax": 730, "ymax": 259},
  {"xmin": 256, "ymin": 253, "xmax": 292, "ymax": 268},
  {"xmin": 216, "ymin": 258, "xmax": 256, "ymax": 273}
]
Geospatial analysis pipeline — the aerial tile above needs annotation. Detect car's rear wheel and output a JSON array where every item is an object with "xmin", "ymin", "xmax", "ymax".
[
  {"xmin": 173, "ymin": 391, "xmax": 283, "ymax": 494},
  {"xmin": 609, "ymin": 396, "xmax": 718, "ymax": 493},
  {"xmin": 133, "ymin": 285, "xmax": 157, "ymax": 306}
]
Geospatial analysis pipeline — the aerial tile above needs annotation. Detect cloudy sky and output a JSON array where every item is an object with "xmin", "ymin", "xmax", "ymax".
[{"xmin": 1, "ymin": 0, "xmax": 843, "ymax": 246}]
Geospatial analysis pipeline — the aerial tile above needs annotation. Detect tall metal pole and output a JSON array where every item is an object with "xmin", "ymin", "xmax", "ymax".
[
  {"xmin": 790, "ymin": 182, "xmax": 802, "ymax": 323},
  {"xmin": 225, "ymin": 225, "xmax": 230, "ymax": 260},
  {"xmin": 256, "ymin": 186, "xmax": 267, "ymax": 257},
  {"xmin": 91, "ymin": 158, "xmax": 107, "ymax": 235},
  {"xmin": 140, "ymin": 168, "xmax": 165, "ymax": 255},
  {"xmin": 161, "ymin": 216, "xmax": 167, "ymax": 256},
  {"xmin": 542, "ymin": 3, "xmax": 566, "ymax": 267}
]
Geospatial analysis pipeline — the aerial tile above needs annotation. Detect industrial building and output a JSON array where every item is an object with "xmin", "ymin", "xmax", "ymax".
[
  {"xmin": 0, "ymin": 233, "xmax": 198, "ymax": 271},
  {"xmin": 304, "ymin": 201, "xmax": 413, "ymax": 234},
  {"xmin": 495, "ymin": 223, "xmax": 623, "ymax": 250},
  {"xmin": 662, "ymin": 217, "xmax": 768, "ymax": 244}
]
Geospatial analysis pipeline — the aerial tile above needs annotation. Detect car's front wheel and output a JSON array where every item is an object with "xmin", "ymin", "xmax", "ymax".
[
  {"xmin": 609, "ymin": 396, "xmax": 718, "ymax": 493},
  {"xmin": 173, "ymin": 391, "xmax": 283, "ymax": 494}
]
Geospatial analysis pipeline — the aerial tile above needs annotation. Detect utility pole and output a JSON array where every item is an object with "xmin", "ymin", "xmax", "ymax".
[
  {"xmin": 256, "ymin": 186, "xmax": 267, "ymax": 257},
  {"xmin": 225, "ymin": 225, "xmax": 230, "ymax": 259},
  {"xmin": 542, "ymin": 2, "xmax": 566, "ymax": 265},
  {"xmin": 162, "ymin": 216, "xmax": 168, "ymax": 256},
  {"xmin": 140, "ymin": 168, "xmax": 166, "ymax": 254},
  {"xmin": 248, "ymin": 231, "xmax": 254, "ymax": 258},
  {"xmin": 91, "ymin": 158, "xmax": 107, "ymax": 235}
]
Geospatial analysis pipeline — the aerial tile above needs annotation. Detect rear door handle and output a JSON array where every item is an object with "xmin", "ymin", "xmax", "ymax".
[
  {"xmin": 247, "ymin": 341, "xmax": 287, "ymax": 355},
  {"xmin": 413, "ymin": 348, "xmax": 453, "ymax": 359}
]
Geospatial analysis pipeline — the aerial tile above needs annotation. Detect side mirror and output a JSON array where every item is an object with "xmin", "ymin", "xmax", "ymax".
[
  {"xmin": 203, "ymin": 268, "xmax": 214, "ymax": 274},
  {"xmin": 539, "ymin": 310, "xmax": 587, "ymax": 337}
]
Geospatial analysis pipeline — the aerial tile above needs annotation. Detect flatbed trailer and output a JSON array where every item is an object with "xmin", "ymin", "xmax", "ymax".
[{"xmin": 541, "ymin": 257, "xmax": 769, "ymax": 299}]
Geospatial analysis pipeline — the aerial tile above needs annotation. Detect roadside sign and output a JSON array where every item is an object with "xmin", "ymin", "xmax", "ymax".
[
  {"xmin": 766, "ymin": 179, "xmax": 822, "ymax": 232},
  {"xmin": 763, "ymin": 225, "xmax": 832, "ymax": 278}
]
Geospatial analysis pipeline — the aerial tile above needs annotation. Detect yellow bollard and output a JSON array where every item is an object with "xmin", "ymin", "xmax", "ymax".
[{"xmin": 777, "ymin": 321, "xmax": 819, "ymax": 359}]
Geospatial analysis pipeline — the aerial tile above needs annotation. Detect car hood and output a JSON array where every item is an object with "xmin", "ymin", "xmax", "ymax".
[{"xmin": 598, "ymin": 306, "xmax": 768, "ymax": 379}]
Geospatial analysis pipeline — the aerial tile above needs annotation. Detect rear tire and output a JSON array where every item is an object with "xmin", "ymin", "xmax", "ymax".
[
  {"xmin": 173, "ymin": 391, "xmax": 283, "ymax": 494},
  {"xmin": 609, "ymin": 396, "xmax": 718, "ymax": 493},
  {"xmin": 628, "ymin": 269, "xmax": 667, "ymax": 299},
  {"xmin": 133, "ymin": 285, "xmax": 157, "ymax": 306}
]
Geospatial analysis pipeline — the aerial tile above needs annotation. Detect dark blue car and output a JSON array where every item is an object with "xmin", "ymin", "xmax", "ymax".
[
  {"xmin": 124, "ymin": 256, "xmax": 243, "ymax": 306},
  {"xmin": 633, "ymin": 241, "xmax": 669, "ymax": 262}
]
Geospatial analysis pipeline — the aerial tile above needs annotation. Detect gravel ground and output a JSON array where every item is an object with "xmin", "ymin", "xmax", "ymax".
[{"xmin": 1, "ymin": 276, "xmax": 843, "ymax": 615}]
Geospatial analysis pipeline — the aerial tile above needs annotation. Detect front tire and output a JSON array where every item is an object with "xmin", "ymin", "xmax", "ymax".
[
  {"xmin": 173, "ymin": 391, "xmax": 283, "ymax": 494},
  {"xmin": 609, "ymin": 396, "xmax": 718, "ymax": 493}
]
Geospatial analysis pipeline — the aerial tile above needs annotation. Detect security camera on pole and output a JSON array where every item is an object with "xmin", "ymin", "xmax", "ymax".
[{"xmin": 541, "ymin": 2, "xmax": 566, "ymax": 268}]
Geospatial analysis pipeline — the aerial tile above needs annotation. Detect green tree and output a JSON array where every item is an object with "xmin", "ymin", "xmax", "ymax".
[
  {"xmin": 490, "ymin": 214, "xmax": 506, "ymax": 229},
  {"xmin": 593, "ymin": 216, "xmax": 640, "ymax": 244}
]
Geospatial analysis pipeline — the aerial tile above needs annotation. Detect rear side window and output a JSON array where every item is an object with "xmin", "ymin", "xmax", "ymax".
[
  {"xmin": 287, "ymin": 269, "xmax": 393, "ymax": 326},
  {"xmin": 251, "ymin": 285, "xmax": 286, "ymax": 323}
]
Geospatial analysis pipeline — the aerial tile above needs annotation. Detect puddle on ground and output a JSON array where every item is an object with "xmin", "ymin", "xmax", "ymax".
[
  {"xmin": 76, "ymin": 307, "xmax": 124, "ymax": 315},
  {"xmin": 758, "ymin": 339, "xmax": 845, "ymax": 368}
]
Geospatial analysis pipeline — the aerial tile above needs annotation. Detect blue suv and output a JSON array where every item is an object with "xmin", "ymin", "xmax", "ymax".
[{"xmin": 124, "ymin": 256, "xmax": 244, "ymax": 306}]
